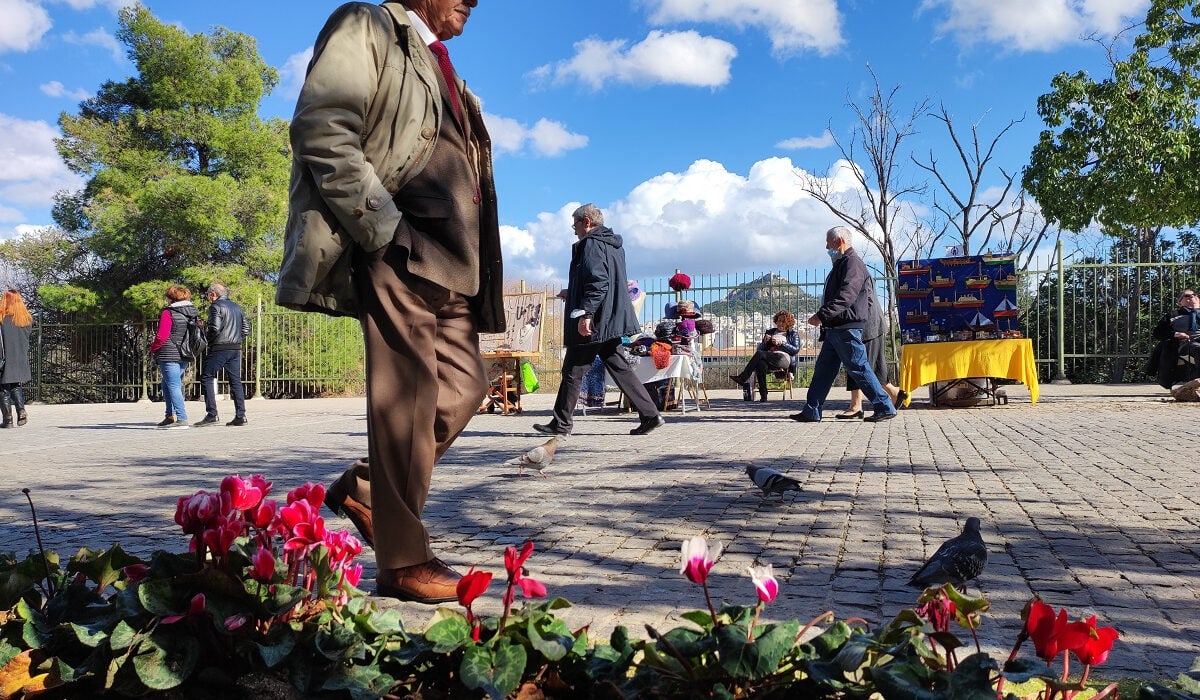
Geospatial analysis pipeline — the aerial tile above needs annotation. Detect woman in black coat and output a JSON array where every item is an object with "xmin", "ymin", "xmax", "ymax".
[
  {"xmin": 1146, "ymin": 289, "xmax": 1200, "ymax": 390},
  {"xmin": 0, "ymin": 289, "xmax": 34, "ymax": 427}
]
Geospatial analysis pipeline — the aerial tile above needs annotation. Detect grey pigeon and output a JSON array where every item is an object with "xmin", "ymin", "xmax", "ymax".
[
  {"xmin": 907, "ymin": 516, "xmax": 988, "ymax": 592},
  {"xmin": 745, "ymin": 463, "xmax": 801, "ymax": 498},
  {"xmin": 504, "ymin": 437, "xmax": 560, "ymax": 477}
]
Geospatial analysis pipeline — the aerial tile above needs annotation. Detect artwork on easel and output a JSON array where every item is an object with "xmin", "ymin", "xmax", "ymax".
[
  {"xmin": 896, "ymin": 253, "xmax": 1020, "ymax": 343},
  {"xmin": 479, "ymin": 292, "xmax": 545, "ymax": 355}
]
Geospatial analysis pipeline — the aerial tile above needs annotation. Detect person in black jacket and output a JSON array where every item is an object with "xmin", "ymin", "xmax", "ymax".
[
  {"xmin": 1146, "ymin": 288, "xmax": 1200, "ymax": 390},
  {"xmin": 533, "ymin": 204, "xmax": 663, "ymax": 436},
  {"xmin": 790, "ymin": 226, "xmax": 897, "ymax": 423},
  {"xmin": 194, "ymin": 283, "xmax": 252, "ymax": 427}
]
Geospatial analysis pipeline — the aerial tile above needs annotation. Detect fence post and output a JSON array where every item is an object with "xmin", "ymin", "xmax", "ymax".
[
  {"xmin": 253, "ymin": 293, "xmax": 264, "ymax": 400},
  {"xmin": 138, "ymin": 321, "xmax": 151, "ymax": 402},
  {"xmin": 1051, "ymin": 239, "xmax": 1071, "ymax": 384}
]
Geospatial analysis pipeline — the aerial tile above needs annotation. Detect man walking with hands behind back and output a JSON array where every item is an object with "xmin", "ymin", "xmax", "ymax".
[
  {"xmin": 194, "ymin": 283, "xmax": 251, "ymax": 427},
  {"xmin": 278, "ymin": 0, "xmax": 504, "ymax": 605},
  {"xmin": 534, "ymin": 204, "xmax": 664, "ymax": 437},
  {"xmin": 790, "ymin": 226, "xmax": 897, "ymax": 423}
]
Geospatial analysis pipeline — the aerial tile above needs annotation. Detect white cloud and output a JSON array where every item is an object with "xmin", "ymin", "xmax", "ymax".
[
  {"xmin": 776, "ymin": 130, "xmax": 835, "ymax": 150},
  {"xmin": 62, "ymin": 26, "xmax": 124, "ymax": 62},
  {"xmin": 51, "ymin": 0, "xmax": 134, "ymax": 9},
  {"xmin": 40, "ymin": 80, "xmax": 91, "ymax": 100},
  {"xmin": 919, "ymin": 0, "xmax": 1150, "ymax": 52},
  {"xmin": 486, "ymin": 112, "xmax": 588, "ymax": 158},
  {"xmin": 277, "ymin": 46, "xmax": 312, "ymax": 99},
  {"xmin": 0, "ymin": 113, "xmax": 84, "ymax": 211},
  {"xmin": 500, "ymin": 157, "xmax": 871, "ymax": 283},
  {"xmin": 0, "ymin": 223, "xmax": 52, "ymax": 242},
  {"xmin": 0, "ymin": 0, "xmax": 52, "ymax": 53},
  {"xmin": 644, "ymin": 0, "xmax": 844, "ymax": 56},
  {"xmin": 536, "ymin": 30, "xmax": 736, "ymax": 89}
]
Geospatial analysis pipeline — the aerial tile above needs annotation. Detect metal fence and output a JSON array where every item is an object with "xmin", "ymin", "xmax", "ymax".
[{"xmin": 22, "ymin": 250, "xmax": 1191, "ymax": 403}]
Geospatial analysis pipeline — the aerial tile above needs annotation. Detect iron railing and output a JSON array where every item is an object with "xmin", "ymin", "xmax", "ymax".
[{"xmin": 22, "ymin": 250, "xmax": 1194, "ymax": 403}]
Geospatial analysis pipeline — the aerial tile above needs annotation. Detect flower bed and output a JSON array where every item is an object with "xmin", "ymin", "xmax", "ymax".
[{"xmin": 0, "ymin": 476, "xmax": 1180, "ymax": 699}]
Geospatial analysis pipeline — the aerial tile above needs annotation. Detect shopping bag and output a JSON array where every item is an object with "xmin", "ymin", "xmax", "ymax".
[{"xmin": 520, "ymin": 360, "xmax": 539, "ymax": 393}]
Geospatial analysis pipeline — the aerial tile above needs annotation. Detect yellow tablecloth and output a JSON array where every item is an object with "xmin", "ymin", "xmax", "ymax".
[{"xmin": 899, "ymin": 339, "xmax": 1039, "ymax": 405}]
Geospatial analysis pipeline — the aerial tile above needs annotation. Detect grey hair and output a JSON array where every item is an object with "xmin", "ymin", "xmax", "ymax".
[
  {"xmin": 572, "ymin": 203, "xmax": 604, "ymax": 226},
  {"xmin": 826, "ymin": 225, "xmax": 855, "ymax": 248},
  {"xmin": 206, "ymin": 283, "xmax": 230, "ymax": 299}
]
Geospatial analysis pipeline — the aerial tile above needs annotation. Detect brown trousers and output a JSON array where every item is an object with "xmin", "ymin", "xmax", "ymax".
[{"xmin": 349, "ymin": 245, "xmax": 487, "ymax": 570}]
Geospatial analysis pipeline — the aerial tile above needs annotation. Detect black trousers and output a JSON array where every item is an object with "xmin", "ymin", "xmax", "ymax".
[{"xmin": 551, "ymin": 338, "xmax": 660, "ymax": 431}]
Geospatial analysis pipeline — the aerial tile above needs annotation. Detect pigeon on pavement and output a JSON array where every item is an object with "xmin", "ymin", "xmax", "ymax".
[
  {"xmin": 907, "ymin": 516, "xmax": 988, "ymax": 592},
  {"xmin": 745, "ymin": 463, "xmax": 801, "ymax": 498},
  {"xmin": 504, "ymin": 437, "xmax": 560, "ymax": 477}
]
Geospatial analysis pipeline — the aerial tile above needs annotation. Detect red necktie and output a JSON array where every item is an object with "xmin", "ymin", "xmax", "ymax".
[{"xmin": 429, "ymin": 40, "xmax": 463, "ymax": 122}]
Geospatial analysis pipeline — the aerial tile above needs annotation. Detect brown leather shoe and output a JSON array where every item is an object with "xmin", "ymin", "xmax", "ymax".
[
  {"xmin": 375, "ymin": 558, "xmax": 461, "ymax": 604},
  {"xmin": 324, "ymin": 470, "xmax": 374, "ymax": 547}
]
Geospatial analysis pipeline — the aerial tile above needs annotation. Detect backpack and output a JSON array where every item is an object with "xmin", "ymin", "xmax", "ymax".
[{"xmin": 173, "ymin": 310, "xmax": 208, "ymax": 360}]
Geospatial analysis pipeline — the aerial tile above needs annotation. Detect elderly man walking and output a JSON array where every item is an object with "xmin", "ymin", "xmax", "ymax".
[
  {"xmin": 277, "ymin": 0, "xmax": 503, "ymax": 604},
  {"xmin": 194, "ymin": 283, "xmax": 251, "ymax": 427},
  {"xmin": 790, "ymin": 226, "xmax": 897, "ymax": 423},
  {"xmin": 534, "ymin": 204, "xmax": 663, "ymax": 436}
]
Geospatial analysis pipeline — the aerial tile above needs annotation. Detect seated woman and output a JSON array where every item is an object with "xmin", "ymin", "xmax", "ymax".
[
  {"xmin": 729, "ymin": 310, "xmax": 800, "ymax": 402},
  {"xmin": 1148, "ymin": 289, "xmax": 1200, "ymax": 390}
]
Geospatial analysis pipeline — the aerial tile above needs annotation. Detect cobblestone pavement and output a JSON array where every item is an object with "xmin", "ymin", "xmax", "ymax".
[{"xmin": 1, "ymin": 382, "xmax": 1197, "ymax": 680}]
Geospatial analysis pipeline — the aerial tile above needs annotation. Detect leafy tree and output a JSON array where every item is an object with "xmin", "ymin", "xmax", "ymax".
[
  {"xmin": 1023, "ymin": 0, "xmax": 1200, "ymax": 379},
  {"xmin": 50, "ymin": 5, "xmax": 290, "ymax": 321}
]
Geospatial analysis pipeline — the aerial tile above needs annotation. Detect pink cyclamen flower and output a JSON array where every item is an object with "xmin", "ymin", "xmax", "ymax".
[
  {"xmin": 249, "ymin": 547, "xmax": 276, "ymax": 584},
  {"xmin": 746, "ymin": 564, "xmax": 779, "ymax": 604},
  {"xmin": 504, "ymin": 541, "xmax": 535, "ymax": 578},
  {"xmin": 680, "ymin": 536, "xmax": 722, "ymax": 585},
  {"xmin": 915, "ymin": 591, "xmax": 957, "ymax": 633},
  {"xmin": 516, "ymin": 576, "xmax": 547, "ymax": 599},
  {"xmin": 221, "ymin": 474, "xmax": 265, "ymax": 511},
  {"xmin": 174, "ymin": 491, "xmax": 221, "ymax": 534},
  {"xmin": 162, "ymin": 593, "xmax": 206, "ymax": 624},
  {"xmin": 224, "ymin": 614, "xmax": 248, "ymax": 631},
  {"xmin": 287, "ymin": 482, "xmax": 326, "ymax": 509},
  {"xmin": 122, "ymin": 564, "xmax": 149, "ymax": 584},
  {"xmin": 342, "ymin": 563, "xmax": 363, "ymax": 588},
  {"xmin": 279, "ymin": 499, "xmax": 326, "ymax": 553},
  {"xmin": 245, "ymin": 498, "xmax": 277, "ymax": 530}
]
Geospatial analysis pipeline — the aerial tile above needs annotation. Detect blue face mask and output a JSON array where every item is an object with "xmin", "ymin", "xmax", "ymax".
[{"xmin": 827, "ymin": 248, "xmax": 840, "ymax": 260}]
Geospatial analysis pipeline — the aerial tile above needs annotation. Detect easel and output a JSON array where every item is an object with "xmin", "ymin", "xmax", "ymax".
[{"xmin": 479, "ymin": 351, "xmax": 536, "ymax": 415}]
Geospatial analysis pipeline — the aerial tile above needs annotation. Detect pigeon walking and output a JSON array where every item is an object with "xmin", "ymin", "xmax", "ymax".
[
  {"xmin": 504, "ymin": 437, "xmax": 560, "ymax": 477},
  {"xmin": 907, "ymin": 516, "xmax": 988, "ymax": 592},
  {"xmin": 745, "ymin": 464, "xmax": 801, "ymax": 498}
]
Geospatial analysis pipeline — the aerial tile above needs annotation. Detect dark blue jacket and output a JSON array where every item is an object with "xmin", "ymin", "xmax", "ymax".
[
  {"xmin": 564, "ymin": 226, "xmax": 639, "ymax": 346},
  {"xmin": 817, "ymin": 247, "xmax": 870, "ymax": 330}
]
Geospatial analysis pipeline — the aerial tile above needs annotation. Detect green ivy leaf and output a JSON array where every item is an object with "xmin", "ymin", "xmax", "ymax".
[
  {"xmin": 947, "ymin": 653, "xmax": 1000, "ymax": 700},
  {"xmin": 715, "ymin": 619, "xmax": 799, "ymax": 680},
  {"xmin": 108, "ymin": 620, "xmax": 138, "ymax": 651},
  {"xmin": 460, "ymin": 641, "xmax": 527, "ymax": 700},
  {"xmin": 680, "ymin": 610, "xmax": 714, "ymax": 630},
  {"xmin": 659, "ymin": 625, "xmax": 712, "ymax": 659},
  {"xmin": 869, "ymin": 661, "xmax": 946, "ymax": 700},
  {"xmin": 265, "ymin": 584, "xmax": 309, "ymax": 617},
  {"xmin": 67, "ymin": 545, "xmax": 143, "ymax": 593},
  {"xmin": 69, "ymin": 621, "xmax": 110, "ymax": 648},
  {"xmin": 424, "ymin": 615, "xmax": 471, "ymax": 654},
  {"xmin": 131, "ymin": 631, "xmax": 199, "ymax": 690},
  {"xmin": 362, "ymin": 607, "xmax": 405, "ymax": 636},
  {"xmin": 315, "ymin": 621, "xmax": 365, "ymax": 661}
]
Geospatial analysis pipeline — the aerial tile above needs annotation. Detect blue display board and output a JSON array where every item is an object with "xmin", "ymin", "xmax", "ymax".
[{"xmin": 895, "ymin": 254, "xmax": 1020, "ymax": 343}]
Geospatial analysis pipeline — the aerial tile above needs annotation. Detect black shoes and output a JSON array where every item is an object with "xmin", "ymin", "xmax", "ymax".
[
  {"xmin": 789, "ymin": 413, "xmax": 819, "ymax": 422},
  {"xmin": 864, "ymin": 412, "xmax": 896, "ymax": 423},
  {"xmin": 533, "ymin": 422, "xmax": 569, "ymax": 435},
  {"xmin": 630, "ymin": 416, "xmax": 665, "ymax": 435},
  {"xmin": 194, "ymin": 414, "xmax": 220, "ymax": 427},
  {"xmin": 227, "ymin": 416, "xmax": 248, "ymax": 426},
  {"xmin": 835, "ymin": 410, "xmax": 864, "ymax": 420}
]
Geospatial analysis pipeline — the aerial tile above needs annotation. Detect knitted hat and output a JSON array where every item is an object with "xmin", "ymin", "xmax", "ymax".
[{"xmin": 668, "ymin": 273, "xmax": 692, "ymax": 291}]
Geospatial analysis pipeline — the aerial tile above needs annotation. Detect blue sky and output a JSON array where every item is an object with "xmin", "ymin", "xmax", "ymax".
[{"xmin": 0, "ymin": 0, "xmax": 1146, "ymax": 284}]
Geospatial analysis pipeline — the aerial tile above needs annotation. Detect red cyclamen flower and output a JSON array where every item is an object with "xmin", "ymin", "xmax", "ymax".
[
  {"xmin": 1072, "ymin": 615, "xmax": 1119, "ymax": 666},
  {"xmin": 746, "ymin": 564, "xmax": 779, "ymax": 604},
  {"xmin": 174, "ymin": 491, "xmax": 221, "ymax": 534},
  {"xmin": 680, "ymin": 536, "xmax": 722, "ymax": 585},
  {"xmin": 162, "ymin": 593, "xmax": 206, "ymax": 624},
  {"xmin": 221, "ymin": 474, "xmax": 266, "ymax": 511},
  {"xmin": 122, "ymin": 564, "xmax": 149, "ymax": 584},
  {"xmin": 286, "ymin": 482, "xmax": 326, "ymax": 509},
  {"xmin": 1025, "ymin": 600, "xmax": 1091, "ymax": 662},
  {"xmin": 457, "ymin": 567, "xmax": 493, "ymax": 608},
  {"xmin": 279, "ymin": 499, "xmax": 326, "ymax": 553},
  {"xmin": 915, "ymin": 591, "xmax": 957, "ymax": 633},
  {"xmin": 504, "ymin": 541, "xmax": 535, "ymax": 577}
]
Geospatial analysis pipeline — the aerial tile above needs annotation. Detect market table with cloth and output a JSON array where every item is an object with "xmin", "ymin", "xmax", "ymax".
[
  {"xmin": 899, "ymin": 338, "xmax": 1039, "ymax": 406},
  {"xmin": 608, "ymin": 353, "xmax": 703, "ymax": 412}
]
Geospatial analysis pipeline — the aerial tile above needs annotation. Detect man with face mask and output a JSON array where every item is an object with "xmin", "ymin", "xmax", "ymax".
[
  {"xmin": 789, "ymin": 226, "xmax": 897, "ymax": 423},
  {"xmin": 279, "ymin": 0, "xmax": 501, "ymax": 604}
]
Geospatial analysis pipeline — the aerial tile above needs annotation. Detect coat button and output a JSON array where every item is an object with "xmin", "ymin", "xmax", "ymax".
[
  {"xmin": 473, "ymin": 194, "xmax": 481, "ymax": 204},
  {"xmin": 421, "ymin": 127, "xmax": 435, "ymax": 139},
  {"xmin": 366, "ymin": 197, "xmax": 382, "ymax": 211}
]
